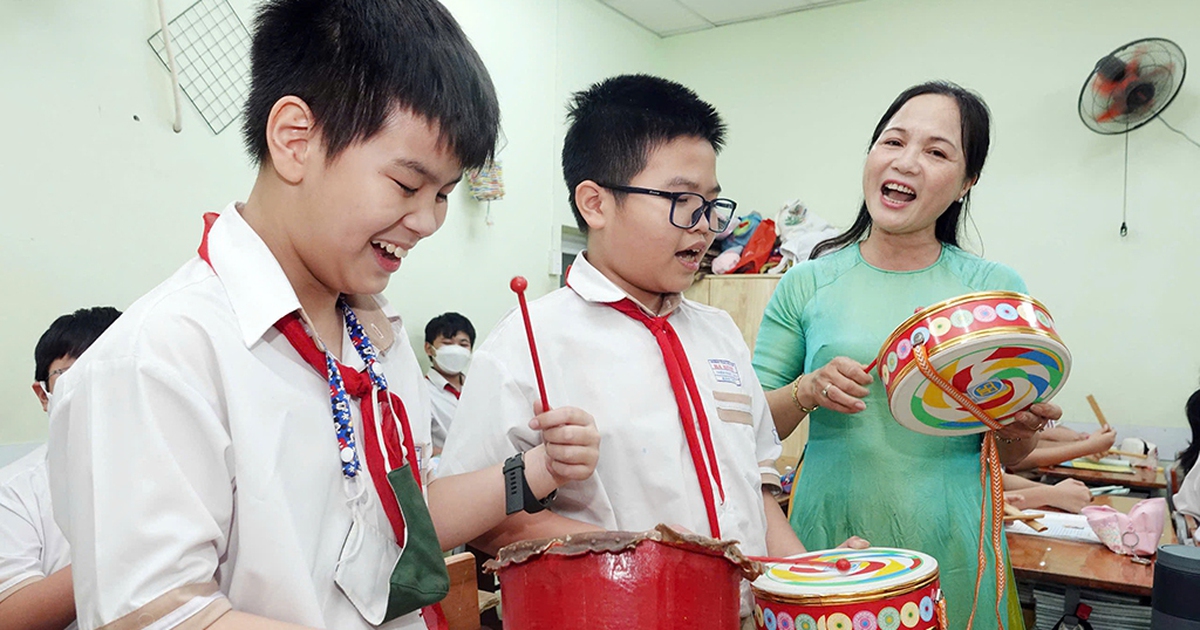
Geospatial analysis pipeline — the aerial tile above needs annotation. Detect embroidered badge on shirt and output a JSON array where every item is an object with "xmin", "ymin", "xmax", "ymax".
[{"xmin": 708, "ymin": 359, "xmax": 742, "ymax": 387}]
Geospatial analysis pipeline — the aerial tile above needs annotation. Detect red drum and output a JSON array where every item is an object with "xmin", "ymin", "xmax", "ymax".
[
  {"xmin": 873, "ymin": 291, "xmax": 1071, "ymax": 436},
  {"xmin": 751, "ymin": 548, "xmax": 945, "ymax": 630},
  {"xmin": 485, "ymin": 525, "xmax": 759, "ymax": 629}
]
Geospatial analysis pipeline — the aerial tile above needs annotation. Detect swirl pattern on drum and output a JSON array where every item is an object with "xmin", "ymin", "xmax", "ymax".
[
  {"xmin": 905, "ymin": 343, "xmax": 1067, "ymax": 432},
  {"xmin": 761, "ymin": 548, "xmax": 932, "ymax": 590}
]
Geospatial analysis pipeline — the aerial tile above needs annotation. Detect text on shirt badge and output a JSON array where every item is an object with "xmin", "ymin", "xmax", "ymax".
[{"xmin": 707, "ymin": 359, "xmax": 742, "ymax": 387}]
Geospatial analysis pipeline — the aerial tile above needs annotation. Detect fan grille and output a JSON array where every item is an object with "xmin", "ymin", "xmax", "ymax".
[{"xmin": 1078, "ymin": 38, "xmax": 1187, "ymax": 135}]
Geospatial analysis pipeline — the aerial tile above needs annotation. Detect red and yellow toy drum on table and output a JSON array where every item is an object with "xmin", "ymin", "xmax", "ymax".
[
  {"xmin": 485, "ymin": 524, "xmax": 760, "ymax": 629},
  {"xmin": 751, "ymin": 548, "xmax": 946, "ymax": 630},
  {"xmin": 874, "ymin": 291, "xmax": 1071, "ymax": 436}
]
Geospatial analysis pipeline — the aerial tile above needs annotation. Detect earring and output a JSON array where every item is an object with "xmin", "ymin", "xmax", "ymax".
[{"xmin": 957, "ymin": 196, "xmax": 965, "ymax": 203}]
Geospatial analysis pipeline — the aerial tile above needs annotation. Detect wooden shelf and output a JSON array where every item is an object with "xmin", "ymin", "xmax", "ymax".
[{"xmin": 685, "ymin": 275, "xmax": 782, "ymax": 350}]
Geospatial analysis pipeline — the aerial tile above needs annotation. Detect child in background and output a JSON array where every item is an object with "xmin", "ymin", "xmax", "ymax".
[
  {"xmin": 1008, "ymin": 426, "xmax": 1117, "ymax": 471},
  {"xmin": 423, "ymin": 312, "xmax": 475, "ymax": 454},
  {"xmin": 1003, "ymin": 474, "xmax": 1092, "ymax": 513},
  {"xmin": 1177, "ymin": 389, "xmax": 1200, "ymax": 479},
  {"xmin": 1171, "ymin": 389, "xmax": 1200, "ymax": 541},
  {"xmin": 0, "ymin": 306, "xmax": 120, "ymax": 630}
]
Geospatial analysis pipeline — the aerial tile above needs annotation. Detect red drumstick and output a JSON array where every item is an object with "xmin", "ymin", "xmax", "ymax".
[
  {"xmin": 748, "ymin": 555, "xmax": 853, "ymax": 573},
  {"xmin": 510, "ymin": 276, "xmax": 551, "ymax": 412}
]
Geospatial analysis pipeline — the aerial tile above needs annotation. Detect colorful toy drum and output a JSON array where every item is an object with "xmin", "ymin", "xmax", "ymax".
[
  {"xmin": 873, "ymin": 291, "xmax": 1071, "ymax": 436},
  {"xmin": 485, "ymin": 524, "xmax": 760, "ymax": 629},
  {"xmin": 751, "ymin": 548, "xmax": 945, "ymax": 630}
]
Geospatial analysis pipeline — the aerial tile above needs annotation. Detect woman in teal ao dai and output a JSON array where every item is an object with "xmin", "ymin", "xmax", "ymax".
[{"xmin": 752, "ymin": 82, "xmax": 1063, "ymax": 630}]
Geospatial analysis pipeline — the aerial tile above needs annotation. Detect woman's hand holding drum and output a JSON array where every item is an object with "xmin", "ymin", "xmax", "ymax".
[
  {"xmin": 994, "ymin": 402, "xmax": 1062, "ymax": 465},
  {"xmin": 797, "ymin": 357, "xmax": 874, "ymax": 414},
  {"xmin": 995, "ymin": 402, "xmax": 1062, "ymax": 442}
]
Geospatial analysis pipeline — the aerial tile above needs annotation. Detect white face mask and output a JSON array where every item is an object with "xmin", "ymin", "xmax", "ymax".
[
  {"xmin": 39, "ymin": 382, "xmax": 55, "ymax": 413},
  {"xmin": 433, "ymin": 344, "xmax": 471, "ymax": 375}
]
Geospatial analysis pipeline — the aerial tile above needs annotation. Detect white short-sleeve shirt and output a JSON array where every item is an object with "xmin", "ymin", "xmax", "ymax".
[
  {"xmin": 1175, "ymin": 463, "xmax": 1200, "ymax": 542},
  {"xmin": 439, "ymin": 253, "xmax": 782, "ymax": 554},
  {"xmin": 48, "ymin": 204, "xmax": 432, "ymax": 630},
  {"xmin": 424, "ymin": 369, "xmax": 460, "ymax": 451},
  {"xmin": 0, "ymin": 444, "xmax": 72, "ymax": 618}
]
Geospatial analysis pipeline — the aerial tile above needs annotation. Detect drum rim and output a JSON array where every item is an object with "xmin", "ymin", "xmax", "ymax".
[
  {"xmin": 885, "ymin": 325, "xmax": 1070, "ymax": 395},
  {"xmin": 752, "ymin": 572, "xmax": 938, "ymax": 606},
  {"xmin": 874, "ymin": 290, "xmax": 1057, "ymax": 368},
  {"xmin": 884, "ymin": 328, "xmax": 1071, "ymax": 434}
]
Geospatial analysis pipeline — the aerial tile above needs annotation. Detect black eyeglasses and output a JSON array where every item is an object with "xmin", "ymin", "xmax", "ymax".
[{"xmin": 598, "ymin": 183, "xmax": 737, "ymax": 233}]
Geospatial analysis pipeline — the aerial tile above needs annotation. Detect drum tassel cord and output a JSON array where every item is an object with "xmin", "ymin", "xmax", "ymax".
[{"xmin": 913, "ymin": 344, "xmax": 1007, "ymax": 630}]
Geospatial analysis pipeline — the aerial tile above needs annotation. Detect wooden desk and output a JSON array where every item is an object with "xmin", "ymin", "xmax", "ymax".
[
  {"xmin": 1006, "ymin": 496, "xmax": 1176, "ymax": 597},
  {"xmin": 443, "ymin": 552, "xmax": 482, "ymax": 630},
  {"xmin": 1036, "ymin": 464, "xmax": 1167, "ymax": 491}
]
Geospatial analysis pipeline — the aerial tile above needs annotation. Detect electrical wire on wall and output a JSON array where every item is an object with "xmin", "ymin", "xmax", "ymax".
[
  {"xmin": 155, "ymin": 0, "xmax": 183, "ymax": 133},
  {"xmin": 1160, "ymin": 117, "xmax": 1200, "ymax": 150}
]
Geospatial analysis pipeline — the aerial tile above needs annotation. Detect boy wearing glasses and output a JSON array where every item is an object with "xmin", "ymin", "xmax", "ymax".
[
  {"xmin": 1, "ymin": 306, "xmax": 120, "ymax": 630},
  {"xmin": 440, "ymin": 75, "xmax": 810, "ymax": 607}
]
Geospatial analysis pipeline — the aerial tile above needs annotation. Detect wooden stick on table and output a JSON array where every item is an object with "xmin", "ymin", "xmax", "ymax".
[
  {"xmin": 1003, "ymin": 511, "xmax": 1048, "ymax": 522},
  {"xmin": 1087, "ymin": 394, "xmax": 1111, "ymax": 430},
  {"xmin": 1004, "ymin": 503, "xmax": 1048, "ymax": 532},
  {"xmin": 1106, "ymin": 449, "xmax": 1148, "ymax": 459}
]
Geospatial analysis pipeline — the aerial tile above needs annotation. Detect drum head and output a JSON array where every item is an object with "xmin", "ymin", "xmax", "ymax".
[
  {"xmin": 753, "ymin": 548, "xmax": 937, "ymax": 598},
  {"xmin": 888, "ymin": 333, "xmax": 1071, "ymax": 436}
]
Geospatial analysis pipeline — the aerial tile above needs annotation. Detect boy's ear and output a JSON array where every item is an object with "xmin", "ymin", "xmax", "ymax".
[
  {"xmin": 31, "ymin": 382, "xmax": 48, "ymax": 413},
  {"xmin": 575, "ymin": 180, "xmax": 608, "ymax": 231},
  {"xmin": 424, "ymin": 342, "xmax": 435, "ymax": 358},
  {"xmin": 265, "ymin": 96, "xmax": 319, "ymax": 184}
]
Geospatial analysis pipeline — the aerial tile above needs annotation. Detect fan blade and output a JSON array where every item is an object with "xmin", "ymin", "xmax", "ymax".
[{"xmin": 1095, "ymin": 101, "xmax": 1123, "ymax": 123}]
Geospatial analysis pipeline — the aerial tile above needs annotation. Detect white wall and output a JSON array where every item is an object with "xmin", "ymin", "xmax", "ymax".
[
  {"xmin": 390, "ymin": 0, "xmax": 660, "ymax": 384},
  {"xmin": 0, "ymin": 0, "xmax": 659, "ymax": 446},
  {"xmin": 6, "ymin": 0, "xmax": 1196, "ymax": 451},
  {"xmin": 394, "ymin": 0, "xmax": 659, "ymax": 362},
  {"xmin": 0, "ymin": 0, "xmax": 258, "ymax": 445},
  {"xmin": 551, "ymin": 0, "xmax": 664, "ymax": 229},
  {"xmin": 658, "ymin": 0, "xmax": 1200, "ymax": 435}
]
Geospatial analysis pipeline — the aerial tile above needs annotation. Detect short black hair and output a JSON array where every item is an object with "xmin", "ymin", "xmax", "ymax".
[
  {"xmin": 34, "ymin": 307, "xmax": 122, "ymax": 382},
  {"xmin": 242, "ymin": 0, "xmax": 500, "ymax": 170},
  {"xmin": 424, "ymin": 312, "xmax": 475, "ymax": 347},
  {"xmin": 562, "ymin": 74, "xmax": 726, "ymax": 232}
]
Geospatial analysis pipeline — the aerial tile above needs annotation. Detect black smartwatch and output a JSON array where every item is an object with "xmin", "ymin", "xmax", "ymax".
[{"xmin": 503, "ymin": 452, "xmax": 557, "ymax": 515}]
